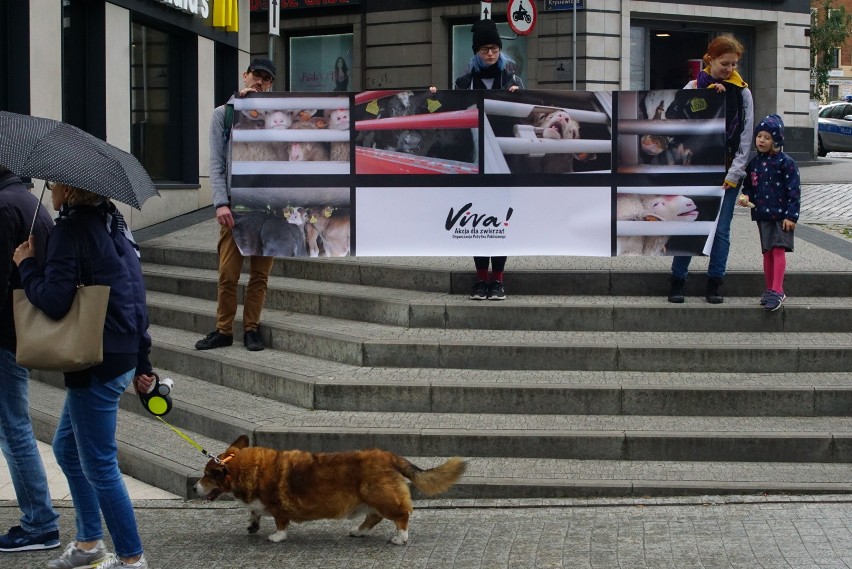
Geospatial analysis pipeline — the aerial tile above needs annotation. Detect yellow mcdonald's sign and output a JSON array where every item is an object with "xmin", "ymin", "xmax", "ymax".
[{"xmin": 213, "ymin": 0, "xmax": 239, "ymax": 32}]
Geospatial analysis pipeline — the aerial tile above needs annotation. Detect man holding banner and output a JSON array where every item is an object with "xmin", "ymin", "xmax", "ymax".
[{"xmin": 195, "ymin": 58, "xmax": 277, "ymax": 353}]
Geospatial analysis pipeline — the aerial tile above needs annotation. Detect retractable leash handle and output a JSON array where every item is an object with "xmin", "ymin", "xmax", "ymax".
[{"xmin": 139, "ymin": 375, "xmax": 174, "ymax": 416}]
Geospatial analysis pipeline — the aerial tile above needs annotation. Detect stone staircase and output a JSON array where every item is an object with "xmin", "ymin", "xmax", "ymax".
[{"xmin": 26, "ymin": 240, "xmax": 852, "ymax": 500}]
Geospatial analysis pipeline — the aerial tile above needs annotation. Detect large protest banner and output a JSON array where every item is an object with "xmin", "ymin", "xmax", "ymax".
[{"xmin": 227, "ymin": 88, "xmax": 726, "ymax": 258}]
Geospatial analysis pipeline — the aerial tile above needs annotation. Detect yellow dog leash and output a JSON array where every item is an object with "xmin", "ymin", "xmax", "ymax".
[{"xmin": 154, "ymin": 415, "xmax": 228, "ymax": 464}]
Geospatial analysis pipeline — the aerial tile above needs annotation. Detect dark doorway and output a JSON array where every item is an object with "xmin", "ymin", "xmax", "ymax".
[
  {"xmin": 649, "ymin": 30, "xmax": 711, "ymax": 89},
  {"xmin": 1, "ymin": 0, "xmax": 30, "ymax": 113}
]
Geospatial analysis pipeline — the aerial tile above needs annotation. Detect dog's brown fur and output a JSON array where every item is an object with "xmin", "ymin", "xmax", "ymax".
[{"xmin": 194, "ymin": 435, "xmax": 466, "ymax": 545}]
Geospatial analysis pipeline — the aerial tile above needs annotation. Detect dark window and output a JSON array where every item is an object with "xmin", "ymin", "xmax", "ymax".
[
  {"xmin": 829, "ymin": 104, "xmax": 848, "ymax": 119},
  {"xmin": 130, "ymin": 19, "xmax": 198, "ymax": 184},
  {"xmin": 215, "ymin": 42, "xmax": 239, "ymax": 108},
  {"xmin": 62, "ymin": 0, "xmax": 105, "ymax": 138},
  {"xmin": 1, "ymin": 0, "xmax": 30, "ymax": 113}
]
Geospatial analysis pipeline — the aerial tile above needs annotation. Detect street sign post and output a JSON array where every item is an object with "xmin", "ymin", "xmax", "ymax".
[
  {"xmin": 506, "ymin": 0, "xmax": 536, "ymax": 36},
  {"xmin": 480, "ymin": 0, "xmax": 492, "ymax": 20},
  {"xmin": 269, "ymin": 0, "xmax": 280, "ymax": 36}
]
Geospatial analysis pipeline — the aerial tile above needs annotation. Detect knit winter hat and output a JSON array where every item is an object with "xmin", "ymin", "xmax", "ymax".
[
  {"xmin": 471, "ymin": 19, "xmax": 502, "ymax": 53},
  {"xmin": 755, "ymin": 114, "xmax": 784, "ymax": 146}
]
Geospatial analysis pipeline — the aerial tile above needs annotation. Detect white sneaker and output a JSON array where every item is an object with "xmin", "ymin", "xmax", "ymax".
[
  {"xmin": 47, "ymin": 540, "xmax": 108, "ymax": 569},
  {"xmin": 94, "ymin": 553, "xmax": 148, "ymax": 568}
]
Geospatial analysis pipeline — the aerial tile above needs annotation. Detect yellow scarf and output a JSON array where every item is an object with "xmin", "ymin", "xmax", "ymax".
[{"xmin": 702, "ymin": 67, "xmax": 748, "ymax": 88}]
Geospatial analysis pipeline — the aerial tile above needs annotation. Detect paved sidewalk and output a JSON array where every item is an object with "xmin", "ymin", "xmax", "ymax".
[{"xmin": 2, "ymin": 495, "xmax": 851, "ymax": 568}]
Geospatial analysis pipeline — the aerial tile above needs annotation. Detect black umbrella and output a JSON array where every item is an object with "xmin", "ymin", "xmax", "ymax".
[{"xmin": 0, "ymin": 111, "xmax": 159, "ymax": 209}]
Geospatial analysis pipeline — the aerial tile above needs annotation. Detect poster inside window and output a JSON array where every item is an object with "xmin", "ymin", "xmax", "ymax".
[{"xmin": 289, "ymin": 33, "xmax": 353, "ymax": 92}]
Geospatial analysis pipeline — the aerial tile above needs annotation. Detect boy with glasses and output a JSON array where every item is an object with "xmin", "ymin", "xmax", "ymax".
[{"xmin": 455, "ymin": 20, "xmax": 523, "ymax": 300}]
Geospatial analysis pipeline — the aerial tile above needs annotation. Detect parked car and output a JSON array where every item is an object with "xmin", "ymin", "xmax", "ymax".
[{"xmin": 817, "ymin": 101, "xmax": 852, "ymax": 156}]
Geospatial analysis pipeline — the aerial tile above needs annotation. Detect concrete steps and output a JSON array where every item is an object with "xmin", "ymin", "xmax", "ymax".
[
  {"xmin": 140, "ymin": 248, "xmax": 852, "ymax": 297},
  {"xmin": 148, "ymin": 325, "xmax": 852, "ymax": 416},
  {"xmin": 146, "ymin": 291, "xmax": 852, "ymax": 373},
  {"xmin": 143, "ymin": 263, "xmax": 852, "ymax": 332},
  {"xmin": 23, "ymin": 240, "xmax": 852, "ymax": 499},
  {"xmin": 26, "ymin": 368, "xmax": 852, "ymax": 499}
]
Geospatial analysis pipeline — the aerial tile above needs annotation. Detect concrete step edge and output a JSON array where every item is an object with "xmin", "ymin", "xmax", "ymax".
[{"xmin": 141, "ymin": 333, "xmax": 852, "ymax": 416}]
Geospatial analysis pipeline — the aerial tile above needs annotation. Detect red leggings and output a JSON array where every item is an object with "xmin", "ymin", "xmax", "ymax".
[
  {"xmin": 473, "ymin": 256, "xmax": 506, "ymax": 282},
  {"xmin": 763, "ymin": 247, "xmax": 786, "ymax": 293}
]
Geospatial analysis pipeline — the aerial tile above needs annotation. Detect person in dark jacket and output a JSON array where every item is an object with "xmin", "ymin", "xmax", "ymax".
[
  {"xmin": 739, "ymin": 114, "xmax": 800, "ymax": 312},
  {"xmin": 13, "ymin": 182, "xmax": 153, "ymax": 568},
  {"xmin": 457, "ymin": 19, "xmax": 523, "ymax": 300},
  {"xmin": 0, "ymin": 167, "xmax": 61, "ymax": 553}
]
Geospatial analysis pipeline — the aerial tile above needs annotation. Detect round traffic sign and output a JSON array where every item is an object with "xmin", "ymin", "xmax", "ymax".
[{"xmin": 506, "ymin": 0, "xmax": 536, "ymax": 36}]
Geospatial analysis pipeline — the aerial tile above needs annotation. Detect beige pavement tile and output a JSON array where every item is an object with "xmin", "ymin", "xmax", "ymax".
[{"xmin": 0, "ymin": 440, "xmax": 179, "ymax": 502}]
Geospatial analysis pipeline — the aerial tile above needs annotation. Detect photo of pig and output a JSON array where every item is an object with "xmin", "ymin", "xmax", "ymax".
[
  {"xmin": 483, "ymin": 90, "xmax": 612, "ymax": 174},
  {"xmin": 615, "ymin": 189, "xmax": 723, "ymax": 257},
  {"xmin": 228, "ymin": 94, "xmax": 351, "ymax": 177},
  {"xmin": 616, "ymin": 90, "xmax": 726, "ymax": 174}
]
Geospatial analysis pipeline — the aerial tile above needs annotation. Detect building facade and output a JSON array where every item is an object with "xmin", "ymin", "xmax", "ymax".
[
  {"xmin": 813, "ymin": 0, "xmax": 852, "ymax": 102},
  {"xmin": 3, "ymin": 0, "xmax": 812, "ymax": 229},
  {"xmin": 1, "ymin": 0, "xmax": 248, "ymax": 229}
]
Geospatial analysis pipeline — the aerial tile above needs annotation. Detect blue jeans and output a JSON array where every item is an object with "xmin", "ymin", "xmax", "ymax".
[
  {"xmin": 0, "ymin": 348, "xmax": 59, "ymax": 534},
  {"xmin": 671, "ymin": 185, "xmax": 739, "ymax": 280},
  {"xmin": 53, "ymin": 369, "xmax": 143, "ymax": 558}
]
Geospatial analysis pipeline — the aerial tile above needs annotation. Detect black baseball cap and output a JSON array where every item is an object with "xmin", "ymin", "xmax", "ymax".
[{"xmin": 248, "ymin": 57, "xmax": 276, "ymax": 79}]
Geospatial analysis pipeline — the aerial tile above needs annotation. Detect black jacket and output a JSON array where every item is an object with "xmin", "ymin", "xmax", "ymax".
[
  {"xmin": 0, "ymin": 173, "xmax": 53, "ymax": 352},
  {"xmin": 454, "ymin": 67, "xmax": 524, "ymax": 91},
  {"xmin": 18, "ymin": 205, "xmax": 154, "ymax": 382}
]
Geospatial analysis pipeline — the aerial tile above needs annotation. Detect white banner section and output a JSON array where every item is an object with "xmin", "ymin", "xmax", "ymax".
[{"xmin": 356, "ymin": 186, "xmax": 611, "ymax": 257}]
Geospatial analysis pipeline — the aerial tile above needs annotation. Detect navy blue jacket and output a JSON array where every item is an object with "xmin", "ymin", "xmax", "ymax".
[
  {"xmin": 742, "ymin": 150, "xmax": 801, "ymax": 223},
  {"xmin": 18, "ymin": 205, "xmax": 153, "ymax": 379},
  {"xmin": 0, "ymin": 173, "xmax": 54, "ymax": 352}
]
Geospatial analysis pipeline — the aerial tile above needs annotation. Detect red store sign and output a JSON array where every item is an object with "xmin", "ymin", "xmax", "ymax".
[{"xmin": 249, "ymin": 0, "xmax": 360, "ymax": 10}]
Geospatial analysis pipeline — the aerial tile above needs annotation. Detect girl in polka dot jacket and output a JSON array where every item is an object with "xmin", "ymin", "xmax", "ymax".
[{"xmin": 738, "ymin": 114, "xmax": 800, "ymax": 311}]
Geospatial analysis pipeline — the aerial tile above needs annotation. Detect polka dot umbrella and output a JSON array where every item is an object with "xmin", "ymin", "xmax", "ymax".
[{"xmin": 0, "ymin": 111, "xmax": 159, "ymax": 209}]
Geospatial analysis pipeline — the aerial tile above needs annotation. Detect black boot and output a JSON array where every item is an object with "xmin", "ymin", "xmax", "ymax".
[
  {"xmin": 706, "ymin": 277, "xmax": 724, "ymax": 304},
  {"xmin": 668, "ymin": 277, "xmax": 685, "ymax": 303}
]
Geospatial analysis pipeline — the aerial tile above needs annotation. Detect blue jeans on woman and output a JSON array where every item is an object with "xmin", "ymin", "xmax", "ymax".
[
  {"xmin": 0, "ymin": 348, "xmax": 59, "ymax": 535},
  {"xmin": 671, "ymin": 185, "xmax": 739, "ymax": 280},
  {"xmin": 53, "ymin": 368, "xmax": 143, "ymax": 559}
]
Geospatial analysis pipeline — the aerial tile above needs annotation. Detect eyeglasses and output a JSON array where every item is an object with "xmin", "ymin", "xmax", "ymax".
[
  {"xmin": 478, "ymin": 46, "xmax": 501, "ymax": 55},
  {"xmin": 251, "ymin": 70, "xmax": 274, "ymax": 83}
]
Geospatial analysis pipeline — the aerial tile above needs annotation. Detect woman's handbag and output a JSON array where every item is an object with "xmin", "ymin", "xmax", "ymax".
[{"xmin": 13, "ymin": 223, "xmax": 110, "ymax": 371}]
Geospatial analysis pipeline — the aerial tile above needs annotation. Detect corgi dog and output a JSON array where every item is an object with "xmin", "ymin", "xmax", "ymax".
[{"xmin": 194, "ymin": 435, "xmax": 466, "ymax": 545}]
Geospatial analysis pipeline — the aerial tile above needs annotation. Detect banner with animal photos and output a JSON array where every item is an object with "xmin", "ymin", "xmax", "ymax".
[{"xmin": 227, "ymin": 88, "xmax": 727, "ymax": 258}]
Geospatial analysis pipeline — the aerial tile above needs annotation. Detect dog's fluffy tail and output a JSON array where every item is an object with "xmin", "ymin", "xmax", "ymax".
[{"xmin": 397, "ymin": 456, "xmax": 466, "ymax": 496}]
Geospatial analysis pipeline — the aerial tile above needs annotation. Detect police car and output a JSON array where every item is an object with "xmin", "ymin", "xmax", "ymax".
[{"xmin": 817, "ymin": 100, "xmax": 852, "ymax": 156}]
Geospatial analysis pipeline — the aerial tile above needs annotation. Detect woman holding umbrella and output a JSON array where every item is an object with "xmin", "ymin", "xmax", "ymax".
[{"xmin": 13, "ymin": 182, "xmax": 154, "ymax": 569}]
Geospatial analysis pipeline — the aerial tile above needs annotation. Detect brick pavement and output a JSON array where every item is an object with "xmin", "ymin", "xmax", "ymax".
[
  {"xmin": 800, "ymin": 184, "xmax": 852, "ymax": 223},
  {"xmin": 2, "ymin": 496, "xmax": 852, "ymax": 568}
]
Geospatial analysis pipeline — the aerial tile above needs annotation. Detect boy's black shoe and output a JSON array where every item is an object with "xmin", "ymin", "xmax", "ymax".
[
  {"xmin": 243, "ymin": 329, "xmax": 265, "ymax": 351},
  {"xmin": 487, "ymin": 280, "xmax": 506, "ymax": 300},
  {"xmin": 470, "ymin": 280, "xmax": 488, "ymax": 300},
  {"xmin": 195, "ymin": 331, "xmax": 233, "ymax": 350}
]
